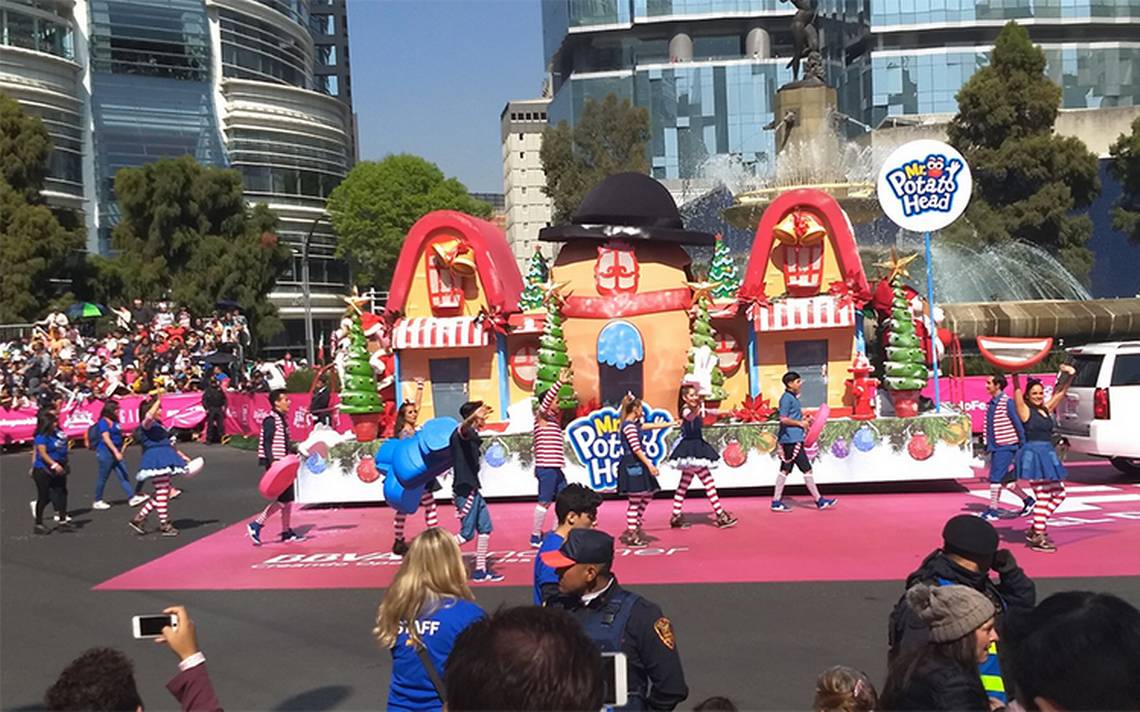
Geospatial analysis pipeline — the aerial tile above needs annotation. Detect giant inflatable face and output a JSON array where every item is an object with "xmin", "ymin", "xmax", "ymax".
[{"xmin": 772, "ymin": 210, "xmax": 827, "ymax": 296}]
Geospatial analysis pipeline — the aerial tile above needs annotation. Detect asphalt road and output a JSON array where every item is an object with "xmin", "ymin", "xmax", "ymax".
[{"xmin": 2, "ymin": 443, "xmax": 1137, "ymax": 711}]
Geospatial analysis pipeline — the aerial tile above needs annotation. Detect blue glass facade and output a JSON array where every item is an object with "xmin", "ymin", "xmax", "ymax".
[{"xmin": 872, "ymin": 0, "xmax": 1140, "ymax": 25}]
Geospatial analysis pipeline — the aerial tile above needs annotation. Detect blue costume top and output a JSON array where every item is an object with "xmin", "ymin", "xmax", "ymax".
[
  {"xmin": 135, "ymin": 421, "xmax": 187, "ymax": 480},
  {"xmin": 388, "ymin": 598, "xmax": 484, "ymax": 711},
  {"xmin": 1018, "ymin": 408, "xmax": 1066, "ymax": 482},
  {"xmin": 777, "ymin": 392, "xmax": 805, "ymax": 444},
  {"xmin": 668, "ymin": 408, "xmax": 720, "ymax": 467},
  {"xmin": 1023, "ymin": 408, "xmax": 1053, "ymax": 442}
]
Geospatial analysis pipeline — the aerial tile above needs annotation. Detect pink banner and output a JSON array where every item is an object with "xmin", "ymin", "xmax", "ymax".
[{"xmin": 923, "ymin": 373, "xmax": 1057, "ymax": 433}]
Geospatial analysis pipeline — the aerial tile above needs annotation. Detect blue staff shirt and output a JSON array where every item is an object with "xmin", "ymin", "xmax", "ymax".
[
  {"xmin": 34, "ymin": 430, "xmax": 69, "ymax": 469},
  {"xmin": 388, "ymin": 598, "xmax": 484, "ymax": 711},
  {"xmin": 94, "ymin": 419, "xmax": 124, "ymax": 455},
  {"xmin": 533, "ymin": 531, "xmax": 565, "ymax": 605}
]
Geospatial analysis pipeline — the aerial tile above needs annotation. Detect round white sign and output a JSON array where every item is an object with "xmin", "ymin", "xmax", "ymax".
[{"xmin": 876, "ymin": 139, "xmax": 972, "ymax": 233}]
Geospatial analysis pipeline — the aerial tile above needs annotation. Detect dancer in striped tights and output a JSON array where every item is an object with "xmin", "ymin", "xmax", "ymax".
[
  {"xmin": 129, "ymin": 396, "xmax": 190, "ymax": 537},
  {"xmin": 391, "ymin": 378, "xmax": 439, "ymax": 556},
  {"xmin": 247, "ymin": 389, "xmax": 304, "ymax": 545},
  {"xmin": 668, "ymin": 383, "xmax": 737, "ymax": 529},
  {"xmin": 617, "ymin": 394, "xmax": 670, "ymax": 548},
  {"xmin": 1012, "ymin": 365, "xmax": 1075, "ymax": 553},
  {"xmin": 531, "ymin": 367, "xmax": 573, "ymax": 548}
]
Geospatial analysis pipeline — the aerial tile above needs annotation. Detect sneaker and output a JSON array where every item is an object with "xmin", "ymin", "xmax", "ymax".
[
  {"xmin": 979, "ymin": 508, "xmax": 1002, "ymax": 522},
  {"xmin": 54, "ymin": 514, "xmax": 73, "ymax": 523},
  {"xmin": 669, "ymin": 514, "xmax": 691, "ymax": 529},
  {"xmin": 770, "ymin": 500, "xmax": 792, "ymax": 513},
  {"xmin": 715, "ymin": 511, "xmax": 739, "ymax": 529},
  {"xmin": 247, "ymin": 521, "xmax": 263, "ymax": 546},
  {"xmin": 128, "ymin": 494, "xmax": 149, "ymax": 507},
  {"xmin": 93, "ymin": 500, "xmax": 112, "ymax": 510},
  {"xmin": 1018, "ymin": 497, "xmax": 1036, "ymax": 518},
  {"xmin": 392, "ymin": 538, "xmax": 409, "ymax": 556},
  {"xmin": 620, "ymin": 530, "xmax": 649, "ymax": 548},
  {"xmin": 33, "ymin": 523, "xmax": 50, "ymax": 535},
  {"xmin": 1026, "ymin": 532, "xmax": 1057, "ymax": 553},
  {"xmin": 816, "ymin": 498, "xmax": 837, "ymax": 510},
  {"xmin": 128, "ymin": 519, "xmax": 146, "ymax": 535},
  {"xmin": 30, "ymin": 500, "xmax": 37, "ymax": 519},
  {"xmin": 529, "ymin": 533, "xmax": 543, "ymax": 548},
  {"xmin": 472, "ymin": 569, "xmax": 504, "ymax": 583},
  {"xmin": 160, "ymin": 523, "xmax": 179, "ymax": 537},
  {"xmin": 170, "ymin": 488, "xmax": 182, "ymax": 499},
  {"xmin": 280, "ymin": 529, "xmax": 306, "ymax": 543}
]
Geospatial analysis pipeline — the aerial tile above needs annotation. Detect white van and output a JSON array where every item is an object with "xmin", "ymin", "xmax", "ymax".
[{"xmin": 1055, "ymin": 342, "xmax": 1140, "ymax": 474}]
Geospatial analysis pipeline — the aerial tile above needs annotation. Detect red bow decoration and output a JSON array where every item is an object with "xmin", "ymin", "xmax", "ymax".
[
  {"xmin": 736, "ymin": 283, "xmax": 771, "ymax": 321},
  {"xmin": 731, "ymin": 394, "xmax": 776, "ymax": 423},
  {"xmin": 575, "ymin": 398, "xmax": 601, "ymax": 419},
  {"xmin": 828, "ymin": 277, "xmax": 872, "ymax": 309},
  {"xmin": 476, "ymin": 305, "xmax": 509, "ymax": 337}
]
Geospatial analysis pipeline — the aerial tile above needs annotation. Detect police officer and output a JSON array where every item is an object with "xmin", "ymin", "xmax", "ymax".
[{"xmin": 543, "ymin": 529, "xmax": 688, "ymax": 711}]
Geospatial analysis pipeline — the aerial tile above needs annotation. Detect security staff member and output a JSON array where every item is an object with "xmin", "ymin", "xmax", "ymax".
[{"xmin": 543, "ymin": 529, "xmax": 688, "ymax": 711}]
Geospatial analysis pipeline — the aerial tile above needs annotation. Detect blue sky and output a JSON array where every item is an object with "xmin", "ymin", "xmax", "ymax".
[{"xmin": 347, "ymin": 0, "xmax": 547, "ymax": 193}]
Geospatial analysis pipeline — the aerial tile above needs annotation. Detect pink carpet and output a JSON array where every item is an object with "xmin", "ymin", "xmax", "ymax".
[{"xmin": 96, "ymin": 480, "xmax": 1140, "ymax": 591}]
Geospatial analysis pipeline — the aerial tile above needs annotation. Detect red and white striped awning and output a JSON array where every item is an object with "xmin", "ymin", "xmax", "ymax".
[
  {"xmin": 392, "ymin": 317, "xmax": 489, "ymax": 350},
  {"xmin": 754, "ymin": 295, "xmax": 854, "ymax": 332}
]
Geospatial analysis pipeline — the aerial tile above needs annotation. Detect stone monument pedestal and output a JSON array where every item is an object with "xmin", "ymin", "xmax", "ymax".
[{"xmin": 775, "ymin": 83, "xmax": 842, "ymax": 182}]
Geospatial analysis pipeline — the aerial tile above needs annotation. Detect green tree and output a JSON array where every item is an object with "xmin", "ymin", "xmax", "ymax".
[
  {"xmin": 1109, "ymin": 116, "xmax": 1140, "ymax": 245},
  {"xmin": 337, "ymin": 314, "xmax": 384, "ymax": 414},
  {"xmin": 326, "ymin": 154, "xmax": 492, "ymax": 288},
  {"xmin": 708, "ymin": 234, "xmax": 740, "ymax": 301},
  {"xmin": 540, "ymin": 94, "xmax": 650, "ymax": 223},
  {"xmin": 0, "ymin": 95, "xmax": 84, "ymax": 322},
  {"xmin": 686, "ymin": 292, "xmax": 727, "ymax": 401},
  {"xmin": 882, "ymin": 274, "xmax": 929, "ymax": 392},
  {"xmin": 535, "ymin": 291, "xmax": 577, "ymax": 411},
  {"xmin": 518, "ymin": 248, "xmax": 549, "ymax": 311},
  {"xmin": 91, "ymin": 155, "xmax": 289, "ymax": 346},
  {"xmin": 946, "ymin": 21, "xmax": 1099, "ymax": 283}
]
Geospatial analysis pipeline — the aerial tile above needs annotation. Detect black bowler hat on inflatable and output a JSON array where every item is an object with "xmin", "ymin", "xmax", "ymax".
[{"xmin": 538, "ymin": 172, "xmax": 715, "ymax": 246}]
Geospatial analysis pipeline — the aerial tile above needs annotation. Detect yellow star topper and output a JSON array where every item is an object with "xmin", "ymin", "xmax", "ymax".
[
  {"xmin": 686, "ymin": 280, "xmax": 721, "ymax": 305},
  {"xmin": 540, "ymin": 279, "xmax": 572, "ymax": 306},
  {"xmin": 873, "ymin": 249, "xmax": 919, "ymax": 282},
  {"xmin": 342, "ymin": 287, "xmax": 369, "ymax": 315}
]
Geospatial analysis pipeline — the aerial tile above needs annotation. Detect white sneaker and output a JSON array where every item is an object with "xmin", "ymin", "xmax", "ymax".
[
  {"xmin": 128, "ymin": 494, "xmax": 149, "ymax": 507},
  {"xmin": 54, "ymin": 514, "xmax": 72, "ymax": 523},
  {"xmin": 30, "ymin": 500, "xmax": 37, "ymax": 518},
  {"xmin": 93, "ymin": 500, "xmax": 111, "ymax": 510},
  {"xmin": 170, "ymin": 488, "xmax": 183, "ymax": 499}
]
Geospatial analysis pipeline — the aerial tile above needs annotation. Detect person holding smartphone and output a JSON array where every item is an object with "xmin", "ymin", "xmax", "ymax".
[{"xmin": 32, "ymin": 408, "xmax": 70, "ymax": 534}]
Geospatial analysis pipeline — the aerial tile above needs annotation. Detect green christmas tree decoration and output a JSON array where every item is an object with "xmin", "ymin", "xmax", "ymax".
[
  {"xmin": 534, "ymin": 286, "xmax": 578, "ymax": 411},
  {"xmin": 882, "ymin": 271, "xmax": 929, "ymax": 392},
  {"xmin": 686, "ymin": 287, "xmax": 728, "ymax": 401},
  {"xmin": 519, "ymin": 249, "xmax": 549, "ymax": 312},
  {"xmin": 708, "ymin": 234, "xmax": 740, "ymax": 301},
  {"xmin": 338, "ymin": 315, "xmax": 385, "ymax": 414}
]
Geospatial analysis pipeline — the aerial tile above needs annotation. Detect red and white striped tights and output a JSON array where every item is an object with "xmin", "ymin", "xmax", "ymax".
[
  {"xmin": 1030, "ymin": 481, "xmax": 1066, "ymax": 534},
  {"xmin": 672, "ymin": 467, "xmax": 726, "ymax": 517},
  {"xmin": 626, "ymin": 493, "xmax": 652, "ymax": 531},
  {"xmin": 394, "ymin": 490, "xmax": 439, "ymax": 541},
  {"xmin": 136, "ymin": 476, "xmax": 171, "ymax": 524}
]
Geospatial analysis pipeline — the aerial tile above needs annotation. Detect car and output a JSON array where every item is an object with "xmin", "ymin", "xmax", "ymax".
[{"xmin": 1055, "ymin": 341, "xmax": 1140, "ymax": 475}]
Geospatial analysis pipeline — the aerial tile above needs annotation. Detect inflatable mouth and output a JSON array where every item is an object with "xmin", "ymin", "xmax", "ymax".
[{"xmin": 977, "ymin": 336, "xmax": 1054, "ymax": 370}]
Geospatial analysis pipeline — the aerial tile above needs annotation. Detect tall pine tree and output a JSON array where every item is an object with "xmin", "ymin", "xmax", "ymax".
[
  {"xmin": 338, "ymin": 314, "xmax": 384, "ymax": 414},
  {"xmin": 882, "ymin": 273, "xmax": 929, "ymax": 393},
  {"xmin": 519, "ymin": 249, "xmax": 549, "ymax": 312},
  {"xmin": 534, "ymin": 286, "xmax": 577, "ymax": 411},
  {"xmin": 708, "ymin": 234, "xmax": 740, "ymax": 301}
]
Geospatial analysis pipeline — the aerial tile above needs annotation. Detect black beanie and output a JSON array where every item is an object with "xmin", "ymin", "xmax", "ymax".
[{"xmin": 942, "ymin": 515, "xmax": 999, "ymax": 557}]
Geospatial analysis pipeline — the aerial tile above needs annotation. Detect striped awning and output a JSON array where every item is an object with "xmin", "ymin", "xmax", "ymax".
[
  {"xmin": 754, "ymin": 295, "xmax": 854, "ymax": 332},
  {"xmin": 392, "ymin": 317, "xmax": 489, "ymax": 350}
]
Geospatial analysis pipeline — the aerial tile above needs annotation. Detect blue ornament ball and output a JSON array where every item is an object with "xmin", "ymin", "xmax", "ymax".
[
  {"xmin": 853, "ymin": 425, "xmax": 877, "ymax": 452},
  {"xmin": 305, "ymin": 452, "xmax": 327, "ymax": 474},
  {"xmin": 485, "ymin": 441, "xmax": 508, "ymax": 468}
]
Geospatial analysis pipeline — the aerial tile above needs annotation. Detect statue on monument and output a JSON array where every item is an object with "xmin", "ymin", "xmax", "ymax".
[{"xmin": 782, "ymin": 0, "xmax": 825, "ymax": 86}]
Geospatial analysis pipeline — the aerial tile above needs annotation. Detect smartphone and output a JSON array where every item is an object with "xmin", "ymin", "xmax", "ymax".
[
  {"xmin": 601, "ymin": 651, "xmax": 628, "ymax": 707},
  {"xmin": 132, "ymin": 614, "xmax": 176, "ymax": 639}
]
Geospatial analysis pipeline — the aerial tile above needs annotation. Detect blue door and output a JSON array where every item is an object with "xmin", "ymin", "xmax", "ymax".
[
  {"xmin": 430, "ymin": 358, "xmax": 469, "ymax": 420},
  {"xmin": 785, "ymin": 340, "xmax": 828, "ymax": 408}
]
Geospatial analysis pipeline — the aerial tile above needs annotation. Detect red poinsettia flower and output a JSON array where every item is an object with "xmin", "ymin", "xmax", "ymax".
[
  {"xmin": 476, "ymin": 305, "xmax": 509, "ymax": 336},
  {"xmin": 732, "ymin": 394, "xmax": 775, "ymax": 423},
  {"xmin": 736, "ymin": 283, "xmax": 771, "ymax": 321}
]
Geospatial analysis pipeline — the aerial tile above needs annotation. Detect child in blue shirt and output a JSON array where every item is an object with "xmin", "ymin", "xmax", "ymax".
[
  {"xmin": 773, "ymin": 371, "xmax": 836, "ymax": 512},
  {"xmin": 533, "ymin": 483, "xmax": 603, "ymax": 606}
]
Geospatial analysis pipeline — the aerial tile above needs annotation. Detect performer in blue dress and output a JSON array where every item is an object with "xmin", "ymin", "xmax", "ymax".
[
  {"xmin": 129, "ymin": 396, "xmax": 190, "ymax": 537},
  {"xmin": 1012, "ymin": 364, "xmax": 1076, "ymax": 553},
  {"xmin": 668, "ymin": 383, "xmax": 737, "ymax": 529}
]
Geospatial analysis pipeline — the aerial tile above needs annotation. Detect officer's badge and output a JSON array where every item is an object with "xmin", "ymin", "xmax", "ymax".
[{"xmin": 654, "ymin": 617, "xmax": 675, "ymax": 650}]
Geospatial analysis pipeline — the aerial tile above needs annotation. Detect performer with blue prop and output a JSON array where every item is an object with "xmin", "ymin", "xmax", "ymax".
[{"xmin": 376, "ymin": 417, "xmax": 459, "ymax": 517}]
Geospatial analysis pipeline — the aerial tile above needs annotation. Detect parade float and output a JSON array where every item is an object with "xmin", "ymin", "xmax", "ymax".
[{"xmin": 293, "ymin": 174, "xmax": 974, "ymax": 505}]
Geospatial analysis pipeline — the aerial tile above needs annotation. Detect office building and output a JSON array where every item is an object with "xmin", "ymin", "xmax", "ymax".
[
  {"xmin": 501, "ymin": 97, "xmax": 553, "ymax": 267},
  {"xmin": 0, "ymin": 0, "xmax": 356, "ymax": 350}
]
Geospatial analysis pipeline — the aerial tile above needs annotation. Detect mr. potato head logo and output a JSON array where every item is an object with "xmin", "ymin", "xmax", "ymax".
[{"xmin": 883, "ymin": 153, "xmax": 965, "ymax": 218}]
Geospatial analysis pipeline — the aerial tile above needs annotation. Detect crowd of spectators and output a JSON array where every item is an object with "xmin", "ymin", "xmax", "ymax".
[{"xmin": 0, "ymin": 299, "xmax": 303, "ymax": 412}]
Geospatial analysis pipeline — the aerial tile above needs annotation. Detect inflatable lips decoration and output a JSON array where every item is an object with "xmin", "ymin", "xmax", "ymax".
[
  {"xmin": 804, "ymin": 402, "xmax": 830, "ymax": 448},
  {"xmin": 977, "ymin": 336, "xmax": 1054, "ymax": 371},
  {"xmin": 259, "ymin": 454, "xmax": 300, "ymax": 499}
]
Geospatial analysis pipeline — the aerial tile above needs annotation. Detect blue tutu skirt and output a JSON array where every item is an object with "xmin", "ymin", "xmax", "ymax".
[
  {"xmin": 668, "ymin": 438, "xmax": 720, "ymax": 468},
  {"xmin": 1018, "ymin": 440, "xmax": 1066, "ymax": 482},
  {"xmin": 137, "ymin": 447, "xmax": 189, "ymax": 481}
]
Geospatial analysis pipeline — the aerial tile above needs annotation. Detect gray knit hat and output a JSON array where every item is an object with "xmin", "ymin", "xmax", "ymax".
[{"xmin": 906, "ymin": 583, "xmax": 996, "ymax": 643}]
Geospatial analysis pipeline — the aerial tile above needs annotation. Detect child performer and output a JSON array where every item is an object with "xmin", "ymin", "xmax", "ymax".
[
  {"xmin": 451, "ymin": 401, "xmax": 502, "ymax": 582},
  {"xmin": 391, "ymin": 377, "xmax": 439, "ymax": 556},
  {"xmin": 617, "ymin": 394, "xmax": 671, "ymax": 548},
  {"xmin": 1013, "ymin": 364, "xmax": 1076, "ymax": 552},
  {"xmin": 247, "ymin": 389, "xmax": 304, "ymax": 545},
  {"xmin": 772, "ymin": 371, "xmax": 836, "ymax": 512},
  {"xmin": 531, "ymin": 366, "xmax": 573, "ymax": 548},
  {"xmin": 129, "ymin": 396, "xmax": 191, "ymax": 536},
  {"xmin": 668, "ymin": 383, "xmax": 737, "ymax": 529},
  {"xmin": 980, "ymin": 373, "xmax": 1034, "ymax": 521}
]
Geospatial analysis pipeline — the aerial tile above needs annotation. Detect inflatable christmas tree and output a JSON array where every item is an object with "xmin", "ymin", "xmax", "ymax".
[
  {"xmin": 686, "ymin": 284, "xmax": 728, "ymax": 401},
  {"xmin": 708, "ymin": 234, "xmax": 740, "ymax": 301},
  {"xmin": 338, "ymin": 314, "xmax": 385, "ymax": 438},
  {"xmin": 519, "ymin": 249, "xmax": 549, "ymax": 312},
  {"xmin": 534, "ymin": 284, "xmax": 577, "ymax": 411},
  {"xmin": 880, "ymin": 257, "xmax": 928, "ymax": 418}
]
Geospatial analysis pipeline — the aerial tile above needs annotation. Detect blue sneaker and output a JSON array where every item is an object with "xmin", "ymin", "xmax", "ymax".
[
  {"xmin": 529, "ymin": 533, "xmax": 542, "ymax": 549},
  {"xmin": 1018, "ymin": 497, "xmax": 1035, "ymax": 517},
  {"xmin": 816, "ymin": 497, "xmax": 838, "ymax": 510},
  {"xmin": 979, "ymin": 508, "xmax": 1002, "ymax": 522},
  {"xmin": 247, "ymin": 521, "xmax": 262, "ymax": 546},
  {"xmin": 280, "ymin": 529, "xmax": 306, "ymax": 543},
  {"xmin": 472, "ymin": 569, "xmax": 504, "ymax": 583},
  {"xmin": 770, "ymin": 500, "xmax": 791, "ymax": 513}
]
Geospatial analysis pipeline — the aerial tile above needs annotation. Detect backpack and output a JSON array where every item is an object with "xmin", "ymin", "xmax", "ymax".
[{"xmin": 86, "ymin": 421, "xmax": 100, "ymax": 449}]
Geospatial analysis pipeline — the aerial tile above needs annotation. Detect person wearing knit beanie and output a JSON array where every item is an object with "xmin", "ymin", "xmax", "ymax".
[{"xmin": 880, "ymin": 584, "xmax": 1000, "ymax": 711}]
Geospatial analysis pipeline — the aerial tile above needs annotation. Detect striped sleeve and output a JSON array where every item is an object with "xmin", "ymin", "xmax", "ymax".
[
  {"xmin": 540, "ymin": 378, "xmax": 562, "ymax": 416},
  {"xmin": 622, "ymin": 421, "xmax": 644, "ymax": 455}
]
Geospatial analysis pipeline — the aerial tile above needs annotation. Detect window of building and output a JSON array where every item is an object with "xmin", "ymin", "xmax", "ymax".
[
  {"xmin": 518, "ymin": 132, "xmax": 523, "ymax": 140},
  {"xmin": 91, "ymin": 0, "xmax": 210, "ymax": 80},
  {"xmin": 219, "ymin": 8, "xmax": 310, "ymax": 88},
  {"xmin": 309, "ymin": 13, "xmax": 334, "ymax": 34},
  {"xmin": 520, "ymin": 151, "xmax": 524, "ymax": 159},
  {"xmin": 316, "ymin": 44, "xmax": 337, "ymax": 66}
]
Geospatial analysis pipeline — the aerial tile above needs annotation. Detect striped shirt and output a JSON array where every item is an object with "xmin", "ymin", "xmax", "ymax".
[
  {"xmin": 533, "ymin": 379, "xmax": 565, "ymax": 468},
  {"xmin": 621, "ymin": 420, "xmax": 644, "ymax": 455},
  {"xmin": 992, "ymin": 394, "xmax": 1019, "ymax": 446},
  {"xmin": 258, "ymin": 410, "xmax": 290, "ymax": 465}
]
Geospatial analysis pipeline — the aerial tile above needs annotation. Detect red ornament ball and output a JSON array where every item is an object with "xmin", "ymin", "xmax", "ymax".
[
  {"xmin": 356, "ymin": 457, "xmax": 380, "ymax": 483},
  {"xmin": 723, "ymin": 439, "xmax": 747, "ymax": 468},
  {"xmin": 907, "ymin": 433, "xmax": 934, "ymax": 461}
]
